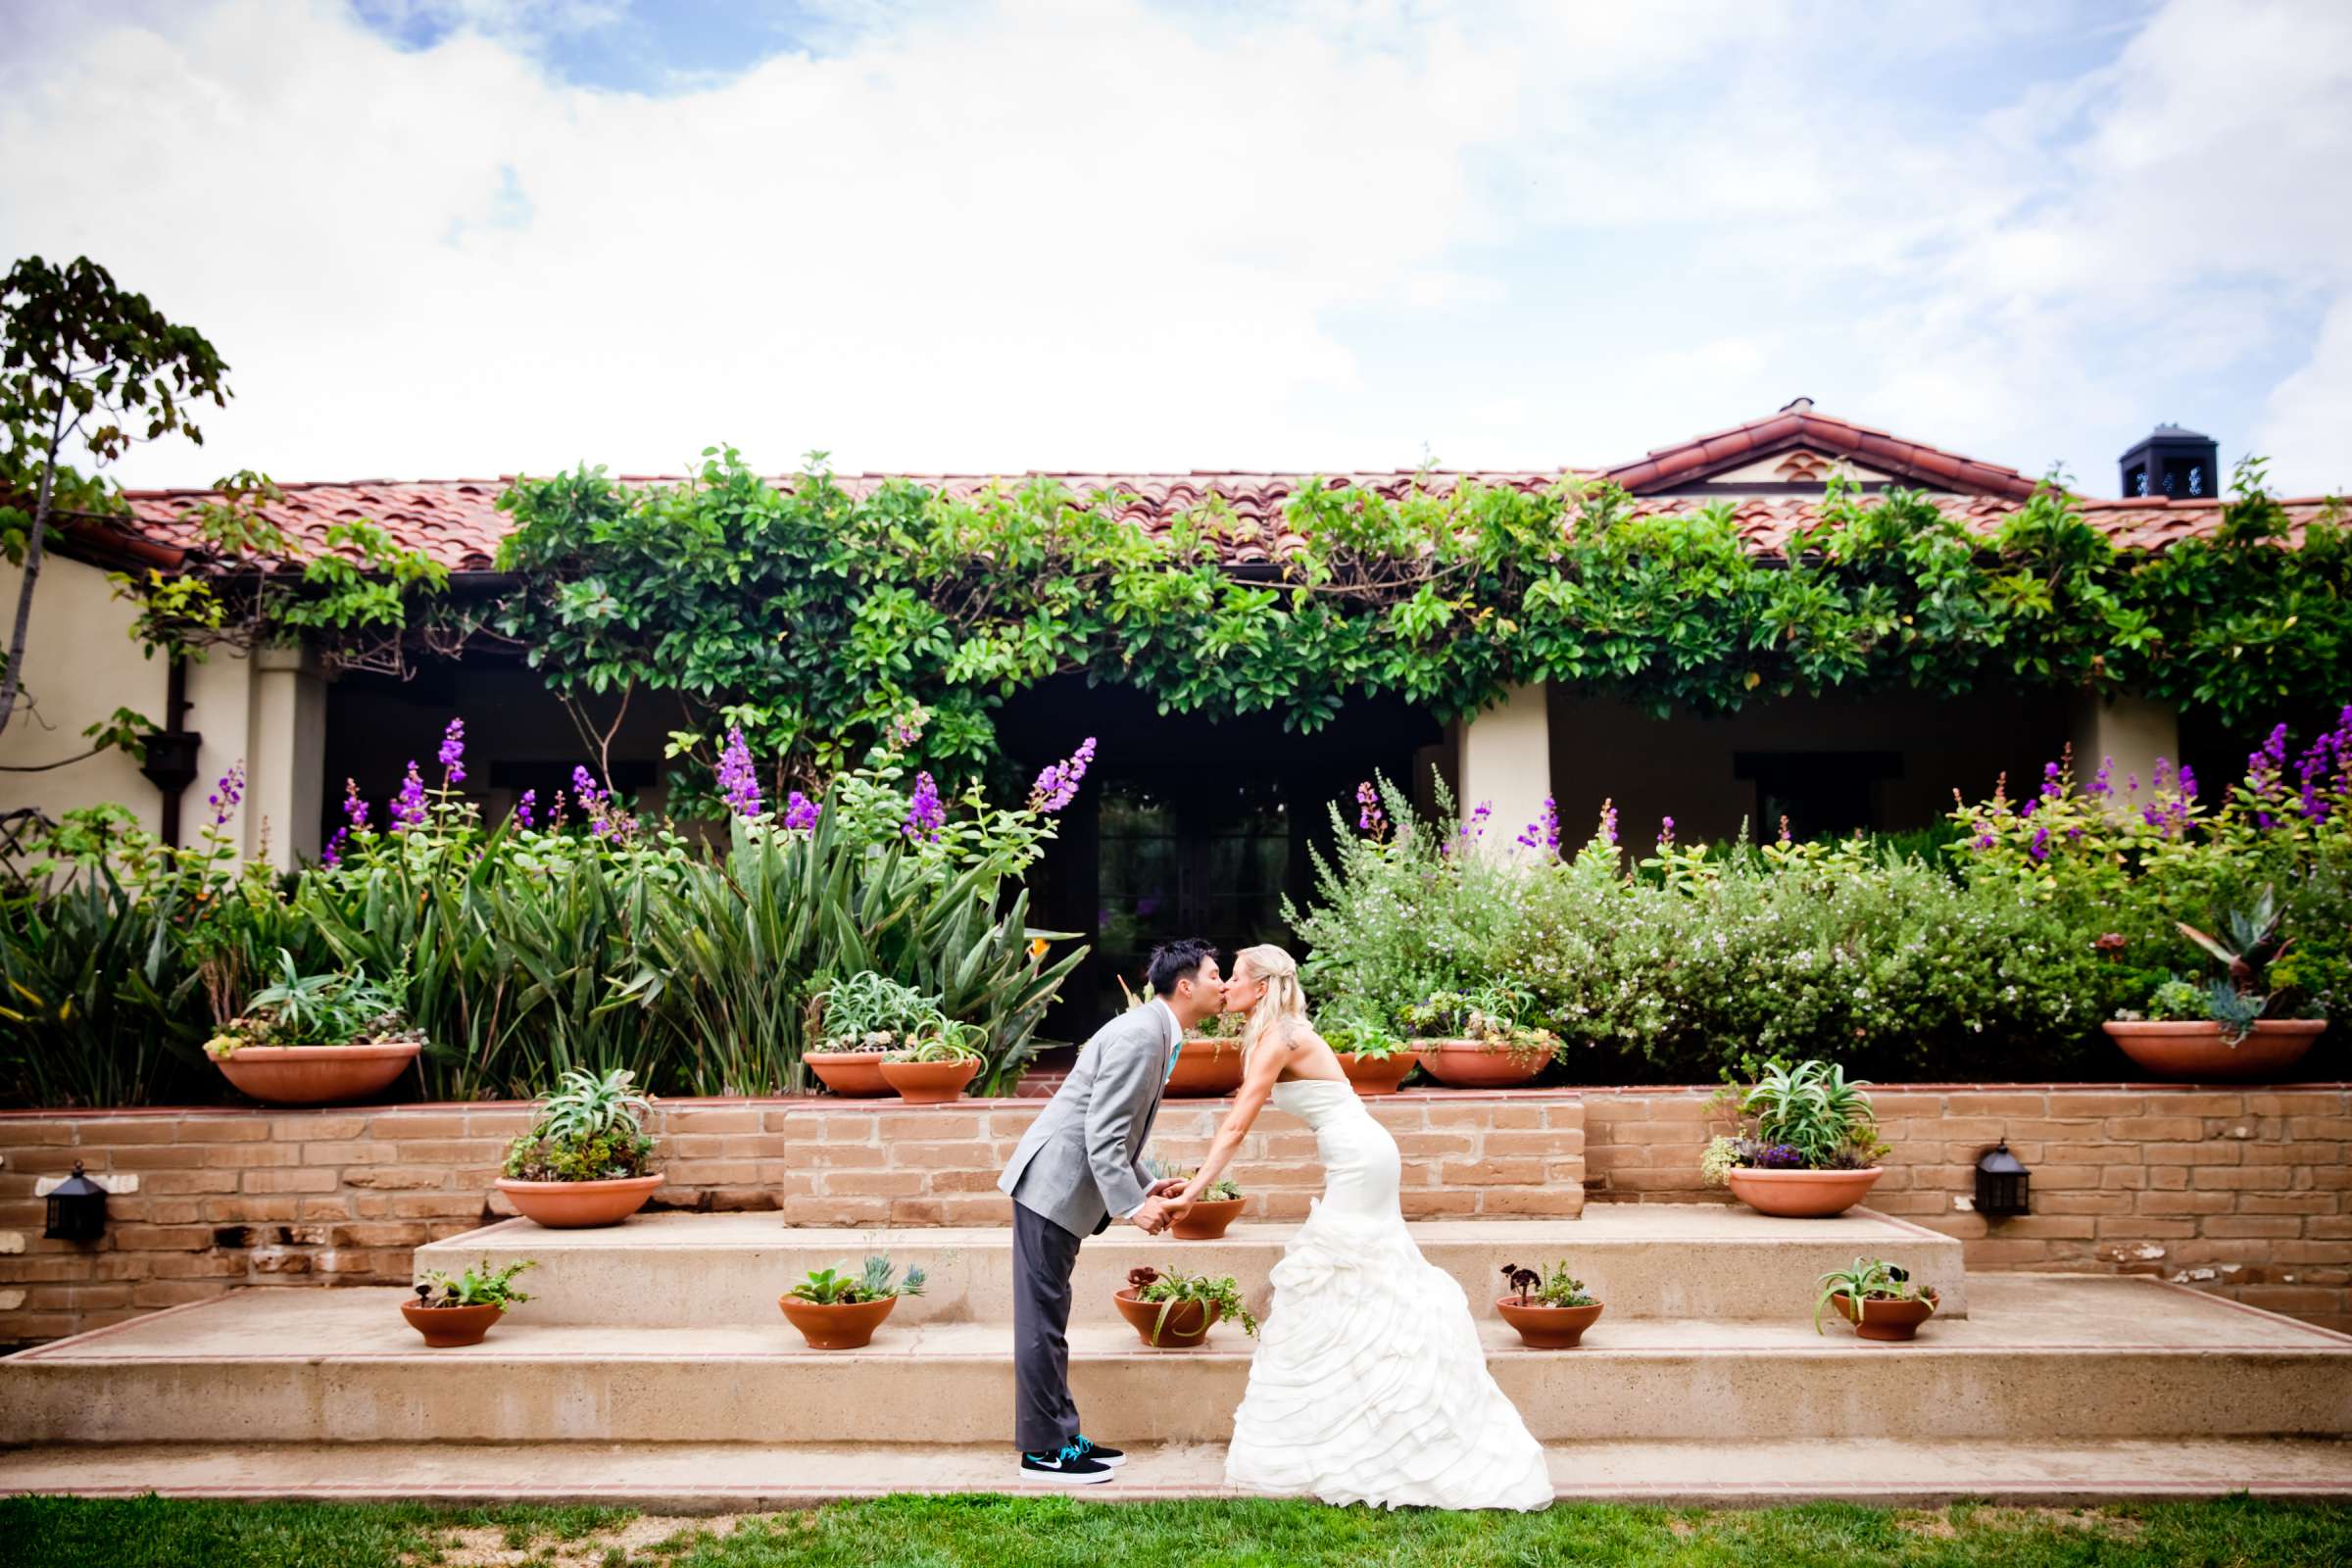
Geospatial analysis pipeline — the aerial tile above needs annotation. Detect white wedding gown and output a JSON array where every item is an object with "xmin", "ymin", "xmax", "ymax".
[{"xmin": 1223, "ymin": 1077, "xmax": 1552, "ymax": 1510}]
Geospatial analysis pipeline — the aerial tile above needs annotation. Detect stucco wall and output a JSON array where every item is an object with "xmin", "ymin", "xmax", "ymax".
[
  {"xmin": 0, "ymin": 553, "xmax": 294, "ymax": 862},
  {"xmin": 1546, "ymin": 686, "xmax": 2076, "ymax": 846},
  {"xmin": 0, "ymin": 553, "xmax": 170, "ymax": 840}
]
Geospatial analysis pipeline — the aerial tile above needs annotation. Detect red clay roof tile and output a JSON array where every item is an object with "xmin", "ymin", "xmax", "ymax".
[{"xmin": 91, "ymin": 408, "xmax": 2335, "ymax": 574}]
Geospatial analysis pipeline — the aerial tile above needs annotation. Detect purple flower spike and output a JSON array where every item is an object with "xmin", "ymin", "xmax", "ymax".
[
  {"xmin": 2040, "ymin": 760, "xmax": 2063, "ymax": 800},
  {"xmin": 1355, "ymin": 781, "xmax": 1388, "ymax": 837},
  {"xmin": 514, "ymin": 789, "xmax": 536, "ymax": 830},
  {"xmin": 391, "ymin": 762, "xmax": 427, "ymax": 831},
  {"xmin": 783, "ymin": 791, "xmax": 821, "ymax": 832},
  {"xmin": 2029, "ymin": 825, "xmax": 2050, "ymax": 861},
  {"xmin": 2178, "ymin": 763, "xmax": 2197, "ymax": 800},
  {"xmin": 438, "ymin": 718, "xmax": 466, "ymax": 787},
  {"xmin": 322, "ymin": 826, "xmax": 346, "ymax": 867},
  {"xmin": 715, "ymin": 727, "xmax": 762, "ymax": 818},
  {"xmin": 903, "ymin": 772, "xmax": 945, "ymax": 841},
  {"xmin": 1657, "ymin": 815, "xmax": 1676, "ymax": 851},
  {"xmin": 206, "ymin": 760, "xmax": 246, "ymax": 829},
  {"xmin": 1029, "ymin": 737, "xmax": 1099, "ymax": 814},
  {"xmin": 2088, "ymin": 758, "xmax": 2114, "ymax": 799},
  {"xmin": 341, "ymin": 778, "xmax": 369, "ymax": 832},
  {"xmin": 1513, "ymin": 796, "xmax": 1559, "ymax": 854}
]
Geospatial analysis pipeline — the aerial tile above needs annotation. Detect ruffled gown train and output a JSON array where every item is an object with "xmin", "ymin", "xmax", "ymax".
[{"xmin": 1222, "ymin": 1077, "xmax": 1552, "ymax": 1510}]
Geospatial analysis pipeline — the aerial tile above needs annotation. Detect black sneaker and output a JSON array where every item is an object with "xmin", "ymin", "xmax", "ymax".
[
  {"xmin": 1020, "ymin": 1444, "xmax": 1114, "ymax": 1485},
  {"xmin": 1072, "ymin": 1435, "xmax": 1126, "ymax": 1468}
]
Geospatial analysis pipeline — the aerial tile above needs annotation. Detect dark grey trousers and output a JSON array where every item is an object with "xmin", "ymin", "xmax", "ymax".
[{"xmin": 1011, "ymin": 1199, "xmax": 1085, "ymax": 1454}]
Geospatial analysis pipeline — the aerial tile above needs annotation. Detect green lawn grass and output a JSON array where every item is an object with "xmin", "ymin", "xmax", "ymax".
[{"xmin": 5, "ymin": 1493, "xmax": 2350, "ymax": 1567}]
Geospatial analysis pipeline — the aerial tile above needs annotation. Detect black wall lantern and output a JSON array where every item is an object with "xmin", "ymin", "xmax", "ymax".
[
  {"xmin": 1975, "ymin": 1140, "xmax": 2031, "ymax": 1219},
  {"xmin": 44, "ymin": 1161, "xmax": 109, "ymax": 1242}
]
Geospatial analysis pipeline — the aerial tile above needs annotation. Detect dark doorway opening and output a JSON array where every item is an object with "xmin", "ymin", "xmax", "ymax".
[
  {"xmin": 997, "ymin": 676, "xmax": 1442, "ymax": 1041},
  {"xmin": 1735, "ymin": 750, "xmax": 1902, "ymax": 841}
]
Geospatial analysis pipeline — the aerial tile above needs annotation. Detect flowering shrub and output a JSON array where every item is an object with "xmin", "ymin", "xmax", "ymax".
[
  {"xmin": 1297, "ymin": 777, "xmax": 2177, "ymax": 1081},
  {"xmin": 1950, "ymin": 709, "xmax": 2352, "ymax": 1027}
]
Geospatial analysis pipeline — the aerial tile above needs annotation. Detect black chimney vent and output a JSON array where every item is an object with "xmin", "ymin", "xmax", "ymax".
[{"xmin": 2120, "ymin": 424, "xmax": 2219, "ymax": 500}]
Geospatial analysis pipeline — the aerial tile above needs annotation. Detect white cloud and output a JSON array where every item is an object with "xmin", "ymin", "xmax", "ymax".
[
  {"xmin": 2258, "ymin": 299, "xmax": 2352, "ymax": 500},
  {"xmin": 0, "ymin": 0, "xmax": 2345, "ymax": 497}
]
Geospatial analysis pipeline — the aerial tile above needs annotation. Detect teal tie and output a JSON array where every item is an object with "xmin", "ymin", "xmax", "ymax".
[{"xmin": 1163, "ymin": 1037, "xmax": 1183, "ymax": 1084}]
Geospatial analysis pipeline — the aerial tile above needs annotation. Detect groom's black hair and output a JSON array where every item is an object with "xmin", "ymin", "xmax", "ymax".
[{"xmin": 1147, "ymin": 939, "xmax": 1218, "ymax": 998}]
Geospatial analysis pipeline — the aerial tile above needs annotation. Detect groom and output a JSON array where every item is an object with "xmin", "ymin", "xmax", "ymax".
[{"xmin": 998, "ymin": 938, "xmax": 1225, "ymax": 1484}]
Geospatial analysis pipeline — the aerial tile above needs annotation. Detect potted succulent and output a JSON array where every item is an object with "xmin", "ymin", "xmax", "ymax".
[
  {"xmin": 203, "ymin": 951, "xmax": 425, "ymax": 1105},
  {"xmin": 1495, "ymin": 1260, "xmax": 1604, "ymax": 1348},
  {"xmin": 1815, "ymin": 1256, "xmax": 1939, "ymax": 1343},
  {"xmin": 403, "ymin": 1257, "xmax": 534, "ymax": 1348},
  {"xmin": 778, "ymin": 1254, "xmax": 927, "ymax": 1348},
  {"xmin": 880, "ymin": 1017, "xmax": 987, "ymax": 1103},
  {"xmin": 804, "ymin": 971, "xmax": 939, "ymax": 1097},
  {"xmin": 1318, "ymin": 1007, "xmax": 1423, "ymax": 1096},
  {"xmin": 1152, "ymin": 1159, "xmax": 1246, "ymax": 1240},
  {"xmin": 1700, "ymin": 1057, "xmax": 1886, "ymax": 1218},
  {"xmin": 496, "ymin": 1067, "xmax": 664, "ymax": 1228},
  {"xmin": 1401, "ymin": 985, "xmax": 1557, "ymax": 1089},
  {"xmin": 2105, "ymin": 889, "xmax": 2328, "ymax": 1081},
  {"xmin": 1113, "ymin": 1265, "xmax": 1259, "ymax": 1348}
]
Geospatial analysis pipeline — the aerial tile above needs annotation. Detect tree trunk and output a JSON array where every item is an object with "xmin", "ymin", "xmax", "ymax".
[{"xmin": 0, "ymin": 398, "xmax": 70, "ymax": 738}]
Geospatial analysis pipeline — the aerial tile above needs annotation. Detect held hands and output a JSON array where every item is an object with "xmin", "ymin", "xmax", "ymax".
[{"xmin": 1131, "ymin": 1177, "xmax": 1200, "ymax": 1233}]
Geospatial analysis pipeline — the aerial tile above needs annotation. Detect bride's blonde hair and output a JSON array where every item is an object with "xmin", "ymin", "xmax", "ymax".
[{"xmin": 1235, "ymin": 944, "xmax": 1310, "ymax": 1060}]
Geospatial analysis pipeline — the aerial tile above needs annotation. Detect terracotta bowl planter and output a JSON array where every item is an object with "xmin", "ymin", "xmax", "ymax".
[
  {"xmin": 1417, "ymin": 1039, "xmax": 1547, "ymax": 1089},
  {"xmin": 1495, "ymin": 1298, "xmax": 1604, "ymax": 1349},
  {"xmin": 1170, "ymin": 1197, "xmax": 1246, "ymax": 1241},
  {"xmin": 401, "ymin": 1300, "xmax": 505, "ymax": 1348},
  {"xmin": 1726, "ymin": 1165, "xmax": 1883, "ymax": 1218},
  {"xmin": 1113, "ymin": 1288, "xmax": 1221, "ymax": 1348},
  {"xmin": 495, "ymin": 1173, "xmax": 664, "ymax": 1229},
  {"xmin": 879, "ymin": 1057, "xmax": 982, "ymax": 1103},
  {"xmin": 2103, "ymin": 1019, "xmax": 2328, "ymax": 1082},
  {"xmin": 1167, "ymin": 1038, "xmax": 1246, "ymax": 1098},
  {"xmin": 1336, "ymin": 1051, "xmax": 1420, "ymax": 1096},
  {"xmin": 779, "ymin": 1294, "xmax": 897, "ymax": 1349},
  {"xmin": 805, "ymin": 1051, "xmax": 893, "ymax": 1097},
  {"xmin": 212, "ymin": 1040, "xmax": 421, "ymax": 1106},
  {"xmin": 1832, "ymin": 1292, "xmax": 1937, "ymax": 1343}
]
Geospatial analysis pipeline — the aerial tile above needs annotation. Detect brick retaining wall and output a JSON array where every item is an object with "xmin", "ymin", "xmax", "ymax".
[
  {"xmin": 3, "ymin": 1082, "xmax": 2345, "ymax": 1346},
  {"xmin": 0, "ymin": 1091, "xmax": 1582, "ymax": 1346},
  {"xmin": 1584, "ymin": 1084, "xmax": 2352, "ymax": 1333}
]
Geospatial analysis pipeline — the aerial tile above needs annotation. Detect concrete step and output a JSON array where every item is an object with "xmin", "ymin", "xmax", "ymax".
[
  {"xmin": 7, "ymin": 1276, "xmax": 2345, "ymax": 1446},
  {"xmin": 5, "ymin": 1436, "xmax": 2350, "ymax": 1507},
  {"xmin": 412, "ymin": 1204, "xmax": 1971, "ymax": 1326}
]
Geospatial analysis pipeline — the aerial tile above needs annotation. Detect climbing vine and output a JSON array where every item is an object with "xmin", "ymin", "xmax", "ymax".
[{"xmin": 473, "ymin": 446, "xmax": 2346, "ymax": 798}]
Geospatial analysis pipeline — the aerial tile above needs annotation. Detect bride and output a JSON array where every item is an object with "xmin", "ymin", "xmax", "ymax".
[{"xmin": 1172, "ymin": 944, "xmax": 1552, "ymax": 1511}]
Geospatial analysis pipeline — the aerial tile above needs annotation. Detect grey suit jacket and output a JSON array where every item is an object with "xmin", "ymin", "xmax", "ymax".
[{"xmin": 999, "ymin": 1000, "xmax": 1177, "ymax": 1238}]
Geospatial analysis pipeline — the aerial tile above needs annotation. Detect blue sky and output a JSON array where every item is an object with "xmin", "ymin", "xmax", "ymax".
[{"xmin": 3, "ymin": 0, "xmax": 2346, "ymax": 496}]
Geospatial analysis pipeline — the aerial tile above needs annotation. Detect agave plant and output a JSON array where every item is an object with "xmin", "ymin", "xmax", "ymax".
[
  {"xmin": 2176, "ymin": 885, "xmax": 2296, "ymax": 1043},
  {"xmin": 1740, "ymin": 1057, "xmax": 1881, "ymax": 1169},
  {"xmin": 534, "ymin": 1066, "xmax": 652, "ymax": 1145},
  {"xmin": 1813, "ymin": 1256, "xmax": 1937, "ymax": 1334}
]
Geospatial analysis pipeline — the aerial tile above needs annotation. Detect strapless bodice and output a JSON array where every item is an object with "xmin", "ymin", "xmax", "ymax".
[{"xmin": 1269, "ymin": 1076, "xmax": 1358, "ymax": 1130}]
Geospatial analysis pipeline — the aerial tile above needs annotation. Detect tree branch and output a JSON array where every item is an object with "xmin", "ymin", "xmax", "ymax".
[{"xmin": 0, "ymin": 396, "xmax": 70, "ymax": 736}]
